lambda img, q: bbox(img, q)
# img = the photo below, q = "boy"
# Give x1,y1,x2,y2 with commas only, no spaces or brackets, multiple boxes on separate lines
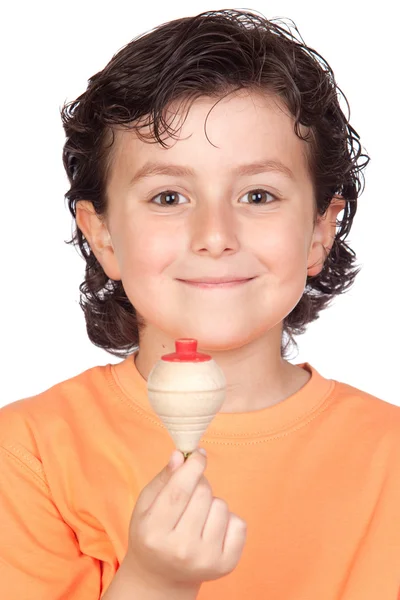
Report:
1,8,399,600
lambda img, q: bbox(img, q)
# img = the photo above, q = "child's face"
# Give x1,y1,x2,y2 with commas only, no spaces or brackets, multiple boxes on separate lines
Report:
78,89,337,350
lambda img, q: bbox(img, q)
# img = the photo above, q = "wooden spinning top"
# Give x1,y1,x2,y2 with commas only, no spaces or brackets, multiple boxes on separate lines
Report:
147,339,226,459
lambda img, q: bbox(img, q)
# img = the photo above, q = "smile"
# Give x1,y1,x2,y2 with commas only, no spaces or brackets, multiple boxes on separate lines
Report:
178,278,255,289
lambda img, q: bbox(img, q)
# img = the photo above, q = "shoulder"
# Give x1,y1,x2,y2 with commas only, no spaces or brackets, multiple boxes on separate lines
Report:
332,378,400,416
0,362,112,449
328,377,400,447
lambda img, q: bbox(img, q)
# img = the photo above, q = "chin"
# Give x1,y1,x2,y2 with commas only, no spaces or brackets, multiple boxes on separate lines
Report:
169,321,264,353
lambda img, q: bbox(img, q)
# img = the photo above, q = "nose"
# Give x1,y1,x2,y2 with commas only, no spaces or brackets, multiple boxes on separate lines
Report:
189,199,240,258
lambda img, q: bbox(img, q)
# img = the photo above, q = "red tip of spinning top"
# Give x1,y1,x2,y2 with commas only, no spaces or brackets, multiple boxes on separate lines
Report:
161,338,211,362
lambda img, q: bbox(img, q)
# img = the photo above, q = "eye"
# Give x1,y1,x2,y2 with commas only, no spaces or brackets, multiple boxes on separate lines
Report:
239,189,277,205
150,190,188,206
149,188,278,207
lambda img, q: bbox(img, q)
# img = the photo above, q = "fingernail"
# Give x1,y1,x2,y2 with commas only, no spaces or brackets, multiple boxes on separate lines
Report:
198,448,207,456
168,450,180,468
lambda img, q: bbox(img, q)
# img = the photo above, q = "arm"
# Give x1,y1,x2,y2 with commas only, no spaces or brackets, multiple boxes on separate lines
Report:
0,441,102,599
101,556,201,600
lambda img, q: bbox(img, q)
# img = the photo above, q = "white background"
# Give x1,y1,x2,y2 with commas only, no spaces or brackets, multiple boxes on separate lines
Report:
1,1,398,407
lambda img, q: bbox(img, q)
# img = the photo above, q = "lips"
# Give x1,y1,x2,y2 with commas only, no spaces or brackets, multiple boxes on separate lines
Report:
178,277,255,289
179,277,254,284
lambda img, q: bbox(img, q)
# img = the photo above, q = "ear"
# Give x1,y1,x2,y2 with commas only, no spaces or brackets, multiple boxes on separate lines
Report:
307,196,346,277
75,201,122,281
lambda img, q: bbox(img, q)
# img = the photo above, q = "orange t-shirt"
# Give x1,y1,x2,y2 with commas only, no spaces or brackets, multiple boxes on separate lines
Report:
1,353,399,599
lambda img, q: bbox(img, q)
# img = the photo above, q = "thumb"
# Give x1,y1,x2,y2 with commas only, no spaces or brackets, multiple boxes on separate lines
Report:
136,450,184,511
165,449,185,476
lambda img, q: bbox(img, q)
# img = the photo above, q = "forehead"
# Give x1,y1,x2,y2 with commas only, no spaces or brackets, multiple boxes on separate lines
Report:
108,89,312,181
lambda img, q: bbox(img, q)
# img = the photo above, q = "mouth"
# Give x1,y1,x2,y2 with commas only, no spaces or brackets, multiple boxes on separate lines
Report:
178,277,256,289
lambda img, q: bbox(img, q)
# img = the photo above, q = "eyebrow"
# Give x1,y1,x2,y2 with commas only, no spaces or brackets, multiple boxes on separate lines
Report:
129,159,295,186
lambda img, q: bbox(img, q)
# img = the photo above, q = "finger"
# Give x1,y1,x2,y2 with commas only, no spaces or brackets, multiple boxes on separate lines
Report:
136,450,184,513
221,514,247,572
148,450,207,532
201,498,230,549
173,476,212,537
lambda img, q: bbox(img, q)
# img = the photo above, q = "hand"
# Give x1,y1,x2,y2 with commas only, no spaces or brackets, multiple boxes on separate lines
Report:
124,449,247,590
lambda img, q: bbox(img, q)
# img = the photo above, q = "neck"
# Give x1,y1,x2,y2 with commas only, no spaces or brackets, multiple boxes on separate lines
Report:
134,324,310,414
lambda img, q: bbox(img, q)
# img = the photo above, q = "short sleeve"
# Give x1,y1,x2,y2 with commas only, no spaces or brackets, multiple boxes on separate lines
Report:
0,441,102,599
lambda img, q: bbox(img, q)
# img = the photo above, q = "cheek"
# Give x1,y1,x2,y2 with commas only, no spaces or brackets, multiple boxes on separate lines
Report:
117,220,179,277
255,215,309,274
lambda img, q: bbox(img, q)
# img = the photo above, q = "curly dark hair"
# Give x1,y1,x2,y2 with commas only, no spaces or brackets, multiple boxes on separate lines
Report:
61,8,369,359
